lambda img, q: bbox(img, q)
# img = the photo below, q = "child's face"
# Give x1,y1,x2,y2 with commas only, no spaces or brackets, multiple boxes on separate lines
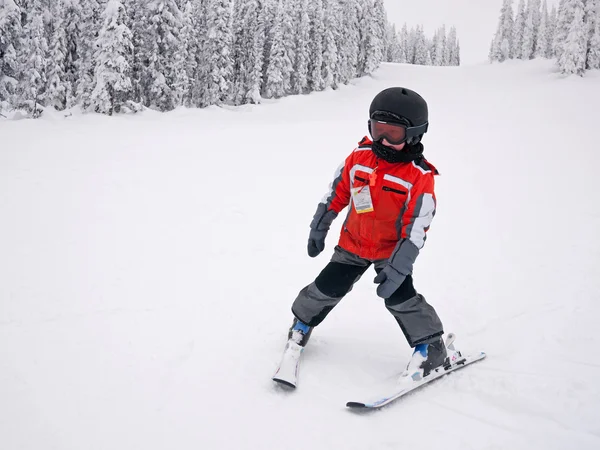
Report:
382,139,407,152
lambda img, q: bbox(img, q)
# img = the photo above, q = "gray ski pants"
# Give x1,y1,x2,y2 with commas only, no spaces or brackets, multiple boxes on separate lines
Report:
291,246,444,347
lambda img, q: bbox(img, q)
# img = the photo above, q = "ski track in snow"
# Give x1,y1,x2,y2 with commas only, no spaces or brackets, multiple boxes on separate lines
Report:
2,60,600,450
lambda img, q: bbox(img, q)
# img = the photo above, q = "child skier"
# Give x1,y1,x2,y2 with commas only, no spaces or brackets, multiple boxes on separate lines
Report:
284,87,448,381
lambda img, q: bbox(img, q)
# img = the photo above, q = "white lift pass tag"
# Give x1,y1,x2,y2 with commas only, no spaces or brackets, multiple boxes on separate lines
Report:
351,186,374,214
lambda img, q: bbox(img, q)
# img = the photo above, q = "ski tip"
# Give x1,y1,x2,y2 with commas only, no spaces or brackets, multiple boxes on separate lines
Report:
273,378,297,389
346,402,367,408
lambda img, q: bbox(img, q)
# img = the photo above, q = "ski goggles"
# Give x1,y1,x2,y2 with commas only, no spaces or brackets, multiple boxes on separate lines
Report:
368,119,429,145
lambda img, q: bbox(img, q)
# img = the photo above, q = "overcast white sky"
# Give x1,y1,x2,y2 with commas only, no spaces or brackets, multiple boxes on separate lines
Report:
384,0,560,65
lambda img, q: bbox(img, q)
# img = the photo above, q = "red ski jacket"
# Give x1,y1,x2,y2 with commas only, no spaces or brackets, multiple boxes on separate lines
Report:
322,137,438,261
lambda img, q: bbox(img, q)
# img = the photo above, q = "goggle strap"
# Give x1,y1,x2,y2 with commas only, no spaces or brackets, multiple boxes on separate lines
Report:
405,122,428,137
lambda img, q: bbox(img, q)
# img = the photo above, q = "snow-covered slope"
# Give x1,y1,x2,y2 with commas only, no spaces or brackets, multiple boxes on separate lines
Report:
2,60,600,450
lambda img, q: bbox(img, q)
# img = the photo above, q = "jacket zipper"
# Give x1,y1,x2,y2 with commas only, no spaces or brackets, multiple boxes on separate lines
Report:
382,186,407,195
370,159,379,258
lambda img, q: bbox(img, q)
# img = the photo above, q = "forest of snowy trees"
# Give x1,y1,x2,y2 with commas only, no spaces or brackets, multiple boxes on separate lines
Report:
0,0,462,117
385,23,460,67
490,0,600,76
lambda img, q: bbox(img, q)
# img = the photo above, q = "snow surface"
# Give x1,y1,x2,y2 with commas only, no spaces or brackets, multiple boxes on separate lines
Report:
2,60,600,450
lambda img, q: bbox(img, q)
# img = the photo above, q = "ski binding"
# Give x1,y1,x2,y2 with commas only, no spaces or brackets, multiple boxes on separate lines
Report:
347,333,486,409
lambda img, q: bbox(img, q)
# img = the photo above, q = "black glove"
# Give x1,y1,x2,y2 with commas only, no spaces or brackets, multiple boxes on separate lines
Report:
307,204,338,258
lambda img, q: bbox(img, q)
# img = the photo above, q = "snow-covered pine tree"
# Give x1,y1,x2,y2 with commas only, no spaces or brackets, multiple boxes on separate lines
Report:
425,47,433,66
89,0,138,114
386,24,402,63
376,0,388,59
432,26,445,66
76,0,102,111
333,0,348,79
333,0,353,85
587,10,600,69
521,5,536,59
513,0,527,58
339,0,360,82
188,0,208,107
554,0,569,59
264,0,292,98
46,2,68,111
548,4,558,57
359,0,384,74
0,0,21,111
203,0,234,105
490,0,514,62
385,23,395,62
442,25,452,65
259,0,276,87
136,9,164,107
61,0,84,108
557,0,587,75
447,26,460,65
396,25,407,64
585,0,599,69
405,26,417,64
127,0,147,105
18,0,49,116
184,1,199,106
173,0,194,106
381,21,391,62
356,1,366,71
290,0,310,94
231,0,249,103
281,0,297,91
367,0,386,72
245,0,265,103
536,0,550,58
146,0,184,110
322,0,338,89
385,23,396,62
308,0,324,90
398,23,409,63
413,25,429,65
231,0,245,103
528,0,542,56
231,0,265,104
360,1,376,73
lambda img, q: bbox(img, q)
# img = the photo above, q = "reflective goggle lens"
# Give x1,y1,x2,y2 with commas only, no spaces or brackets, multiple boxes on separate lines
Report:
369,120,407,145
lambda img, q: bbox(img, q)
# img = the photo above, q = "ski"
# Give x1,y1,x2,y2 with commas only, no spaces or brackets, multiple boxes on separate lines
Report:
347,334,486,409
272,340,304,388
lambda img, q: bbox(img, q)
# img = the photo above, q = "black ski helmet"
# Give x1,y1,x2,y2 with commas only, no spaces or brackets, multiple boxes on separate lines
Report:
369,87,429,145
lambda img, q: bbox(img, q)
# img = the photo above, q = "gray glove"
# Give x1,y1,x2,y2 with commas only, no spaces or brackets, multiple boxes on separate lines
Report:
373,265,406,298
307,204,338,258
374,239,420,298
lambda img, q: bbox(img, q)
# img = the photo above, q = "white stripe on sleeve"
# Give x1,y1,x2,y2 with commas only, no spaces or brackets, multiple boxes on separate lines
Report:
409,193,435,249
320,162,345,204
